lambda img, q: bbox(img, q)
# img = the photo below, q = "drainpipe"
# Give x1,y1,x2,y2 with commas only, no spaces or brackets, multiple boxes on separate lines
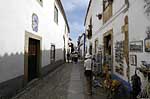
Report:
83,33,86,60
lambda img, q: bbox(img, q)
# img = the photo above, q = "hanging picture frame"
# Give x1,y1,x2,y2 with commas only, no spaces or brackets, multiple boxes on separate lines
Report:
130,40,143,52
130,55,137,66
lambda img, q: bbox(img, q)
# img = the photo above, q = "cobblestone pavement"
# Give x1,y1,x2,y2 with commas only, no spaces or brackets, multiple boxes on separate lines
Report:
12,62,107,99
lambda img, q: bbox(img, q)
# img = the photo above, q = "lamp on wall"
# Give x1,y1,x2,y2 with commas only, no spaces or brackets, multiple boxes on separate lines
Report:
96,13,102,20
88,24,92,29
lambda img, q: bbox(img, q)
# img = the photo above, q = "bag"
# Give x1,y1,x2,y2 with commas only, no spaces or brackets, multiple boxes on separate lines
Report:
84,70,88,76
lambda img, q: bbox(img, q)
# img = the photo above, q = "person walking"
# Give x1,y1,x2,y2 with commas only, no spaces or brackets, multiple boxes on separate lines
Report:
92,55,96,77
84,53,92,95
74,51,78,63
131,70,141,99
67,53,70,63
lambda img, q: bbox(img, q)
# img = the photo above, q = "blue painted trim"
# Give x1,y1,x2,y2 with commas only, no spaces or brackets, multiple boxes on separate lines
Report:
112,74,132,93
83,33,86,55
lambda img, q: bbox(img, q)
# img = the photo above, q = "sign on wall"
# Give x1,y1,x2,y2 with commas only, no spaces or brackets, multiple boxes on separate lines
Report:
32,13,39,32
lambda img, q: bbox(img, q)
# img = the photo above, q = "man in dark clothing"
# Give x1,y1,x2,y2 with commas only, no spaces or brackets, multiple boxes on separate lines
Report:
131,72,141,99
74,52,78,63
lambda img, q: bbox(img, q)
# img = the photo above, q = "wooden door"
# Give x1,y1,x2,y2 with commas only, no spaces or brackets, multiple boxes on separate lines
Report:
28,38,40,81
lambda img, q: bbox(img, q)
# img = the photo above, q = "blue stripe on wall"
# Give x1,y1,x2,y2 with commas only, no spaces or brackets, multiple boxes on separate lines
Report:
112,74,132,94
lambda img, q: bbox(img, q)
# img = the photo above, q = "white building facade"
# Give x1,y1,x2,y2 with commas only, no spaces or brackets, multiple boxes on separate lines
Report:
0,0,70,97
85,0,150,94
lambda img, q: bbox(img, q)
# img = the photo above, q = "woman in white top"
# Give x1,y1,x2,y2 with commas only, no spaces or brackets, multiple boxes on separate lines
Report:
84,53,92,95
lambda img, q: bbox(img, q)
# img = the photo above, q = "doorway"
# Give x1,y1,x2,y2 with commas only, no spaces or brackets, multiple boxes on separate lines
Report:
103,30,113,71
24,31,42,84
28,38,40,81
89,43,92,55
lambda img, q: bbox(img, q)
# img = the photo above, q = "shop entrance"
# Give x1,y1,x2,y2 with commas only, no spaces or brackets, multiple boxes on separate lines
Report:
103,30,113,71
89,44,92,55
28,38,40,81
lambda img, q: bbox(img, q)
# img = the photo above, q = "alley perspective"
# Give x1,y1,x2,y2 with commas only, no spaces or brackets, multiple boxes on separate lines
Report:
0,0,150,99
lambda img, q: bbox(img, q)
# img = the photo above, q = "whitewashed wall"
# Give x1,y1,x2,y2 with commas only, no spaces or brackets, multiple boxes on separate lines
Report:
0,0,25,83
85,0,129,82
112,13,128,82
101,1,128,82
129,0,150,88
25,0,66,66
64,26,70,61
86,0,150,88
0,0,69,83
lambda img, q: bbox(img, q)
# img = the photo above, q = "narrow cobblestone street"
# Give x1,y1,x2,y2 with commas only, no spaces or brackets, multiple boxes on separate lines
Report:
12,62,107,99
1,0,150,99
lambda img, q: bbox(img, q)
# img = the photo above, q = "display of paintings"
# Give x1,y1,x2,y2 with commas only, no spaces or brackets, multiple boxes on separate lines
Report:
104,55,112,67
115,66,124,76
97,51,103,72
115,41,124,76
130,55,137,66
130,41,143,52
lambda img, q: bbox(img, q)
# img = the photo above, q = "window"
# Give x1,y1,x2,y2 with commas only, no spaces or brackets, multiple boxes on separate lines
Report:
103,0,113,11
54,6,58,24
37,0,43,6
103,0,109,11
103,0,113,23
50,44,55,62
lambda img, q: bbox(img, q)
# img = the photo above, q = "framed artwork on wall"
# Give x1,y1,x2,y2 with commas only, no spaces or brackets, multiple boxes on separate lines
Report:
130,41,143,52
32,13,39,32
130,55,137,66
